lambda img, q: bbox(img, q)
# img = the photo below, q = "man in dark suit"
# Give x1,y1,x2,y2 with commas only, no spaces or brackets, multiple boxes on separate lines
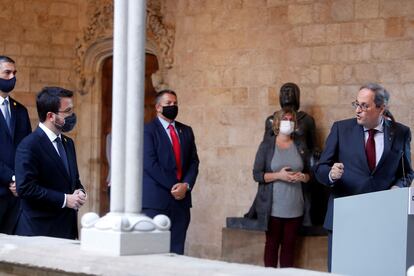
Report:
15,87,86,239
0,56,32,234
143,89,199,254
314,83,414,271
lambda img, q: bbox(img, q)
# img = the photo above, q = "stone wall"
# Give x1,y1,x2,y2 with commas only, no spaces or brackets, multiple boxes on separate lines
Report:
160,0,414,259
1,0,85,128
3,0,414,265
0,0,98,212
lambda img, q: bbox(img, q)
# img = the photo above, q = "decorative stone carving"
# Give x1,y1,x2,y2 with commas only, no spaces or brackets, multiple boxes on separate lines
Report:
146,7,175,69
74,0,175,95
81,212,171,232
74,0,114,95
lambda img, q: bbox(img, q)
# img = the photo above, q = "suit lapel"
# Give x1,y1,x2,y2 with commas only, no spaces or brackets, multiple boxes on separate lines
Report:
0,110,11,139
0,98,12,139
61,135,76,190
9,98,16,140
37,128,71,181
352,122,370,172
375,120,393,172
154,118,175,159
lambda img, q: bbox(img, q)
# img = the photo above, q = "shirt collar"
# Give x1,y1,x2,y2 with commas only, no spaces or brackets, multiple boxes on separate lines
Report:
0,95,10,105
39,122,61,143
158,116,175,130
363,117,384,133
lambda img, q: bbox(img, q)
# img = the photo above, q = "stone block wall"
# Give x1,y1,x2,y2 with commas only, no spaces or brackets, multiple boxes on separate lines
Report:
161,0,414,260
0,0,84,130
2,0,414,266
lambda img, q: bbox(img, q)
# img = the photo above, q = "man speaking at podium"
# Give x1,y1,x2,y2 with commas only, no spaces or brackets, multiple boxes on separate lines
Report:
314,83,414,271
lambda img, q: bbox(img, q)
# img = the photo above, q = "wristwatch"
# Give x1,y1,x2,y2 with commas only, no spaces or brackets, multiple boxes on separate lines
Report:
186,183,191,191
12,175,15,182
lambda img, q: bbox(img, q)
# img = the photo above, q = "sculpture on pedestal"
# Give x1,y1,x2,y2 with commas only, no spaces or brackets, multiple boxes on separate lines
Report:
227,83,328,232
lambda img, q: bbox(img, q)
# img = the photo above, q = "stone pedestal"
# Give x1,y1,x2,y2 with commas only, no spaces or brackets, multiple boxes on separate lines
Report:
221,227,328,272
81,228,170,256
222,228,265,265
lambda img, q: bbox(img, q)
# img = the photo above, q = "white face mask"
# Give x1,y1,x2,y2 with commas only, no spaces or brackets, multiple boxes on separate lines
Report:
279,120,295,135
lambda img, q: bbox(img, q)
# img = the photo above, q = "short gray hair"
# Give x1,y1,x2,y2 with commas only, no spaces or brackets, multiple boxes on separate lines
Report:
155,89,177,104
0,56,15,64
360,83,389,107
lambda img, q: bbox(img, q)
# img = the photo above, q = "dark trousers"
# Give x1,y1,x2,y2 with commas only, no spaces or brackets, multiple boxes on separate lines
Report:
0,194,20,234
143,202,190,255
264,216,302,268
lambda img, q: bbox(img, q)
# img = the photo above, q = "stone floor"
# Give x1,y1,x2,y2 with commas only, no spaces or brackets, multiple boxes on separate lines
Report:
0,234,333,276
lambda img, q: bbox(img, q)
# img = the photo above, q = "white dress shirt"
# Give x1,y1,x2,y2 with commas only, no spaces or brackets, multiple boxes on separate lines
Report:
0,95,11,121
158,116,179,143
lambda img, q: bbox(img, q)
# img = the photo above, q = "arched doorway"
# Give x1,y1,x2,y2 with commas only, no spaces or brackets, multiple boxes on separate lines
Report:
99,53,160,215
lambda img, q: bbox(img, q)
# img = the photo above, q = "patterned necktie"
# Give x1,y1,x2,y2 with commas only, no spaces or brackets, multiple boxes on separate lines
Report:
55,137,70,174
3,99,11,131
168,124,182,180
365,129,377,171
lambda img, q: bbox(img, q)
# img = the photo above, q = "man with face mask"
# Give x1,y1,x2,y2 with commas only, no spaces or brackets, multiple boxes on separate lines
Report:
14,87,86,239
142,89,199,254
0,56,32,234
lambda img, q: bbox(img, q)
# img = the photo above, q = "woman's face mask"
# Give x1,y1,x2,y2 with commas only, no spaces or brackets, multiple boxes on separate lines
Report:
279,120,295,135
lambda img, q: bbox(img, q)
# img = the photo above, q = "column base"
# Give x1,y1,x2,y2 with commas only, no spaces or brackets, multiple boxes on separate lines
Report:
81,227,170,256
80,212,171,256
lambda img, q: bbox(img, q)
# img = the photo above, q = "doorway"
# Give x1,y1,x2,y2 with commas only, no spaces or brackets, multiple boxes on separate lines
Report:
99,53,160,215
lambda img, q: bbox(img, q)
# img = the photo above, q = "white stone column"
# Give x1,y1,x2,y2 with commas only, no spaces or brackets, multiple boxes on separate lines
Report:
109,0,128,213
124,0,146,214
80,0,170,256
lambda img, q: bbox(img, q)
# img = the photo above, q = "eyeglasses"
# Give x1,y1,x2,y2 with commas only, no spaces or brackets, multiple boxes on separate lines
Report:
57,107,74,114
351,101,370,112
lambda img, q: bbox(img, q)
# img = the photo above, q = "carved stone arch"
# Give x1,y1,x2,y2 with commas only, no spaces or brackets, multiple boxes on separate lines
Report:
74,0,175,95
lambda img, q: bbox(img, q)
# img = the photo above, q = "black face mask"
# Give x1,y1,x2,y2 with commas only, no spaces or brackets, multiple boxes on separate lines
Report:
162,105,178,120
0,76,16,93
55,113,77,132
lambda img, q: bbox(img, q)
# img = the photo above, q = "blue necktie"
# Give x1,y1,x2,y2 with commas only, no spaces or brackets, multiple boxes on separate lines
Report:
55,137,70,174
3,99,11,131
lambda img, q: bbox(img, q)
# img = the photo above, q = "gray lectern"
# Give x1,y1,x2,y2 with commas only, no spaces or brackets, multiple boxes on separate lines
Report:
332,187,414,276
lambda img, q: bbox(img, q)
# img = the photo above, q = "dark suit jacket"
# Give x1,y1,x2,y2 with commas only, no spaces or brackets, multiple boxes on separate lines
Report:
0,97,31,195
15,127,84,239
314,118,414,230
143,117,199,210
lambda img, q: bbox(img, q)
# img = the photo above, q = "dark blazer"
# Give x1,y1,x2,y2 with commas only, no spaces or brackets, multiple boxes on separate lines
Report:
314,118,414,230
15,127,84,239
246,134,312,230
0,97,31,195
143,117,199,210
